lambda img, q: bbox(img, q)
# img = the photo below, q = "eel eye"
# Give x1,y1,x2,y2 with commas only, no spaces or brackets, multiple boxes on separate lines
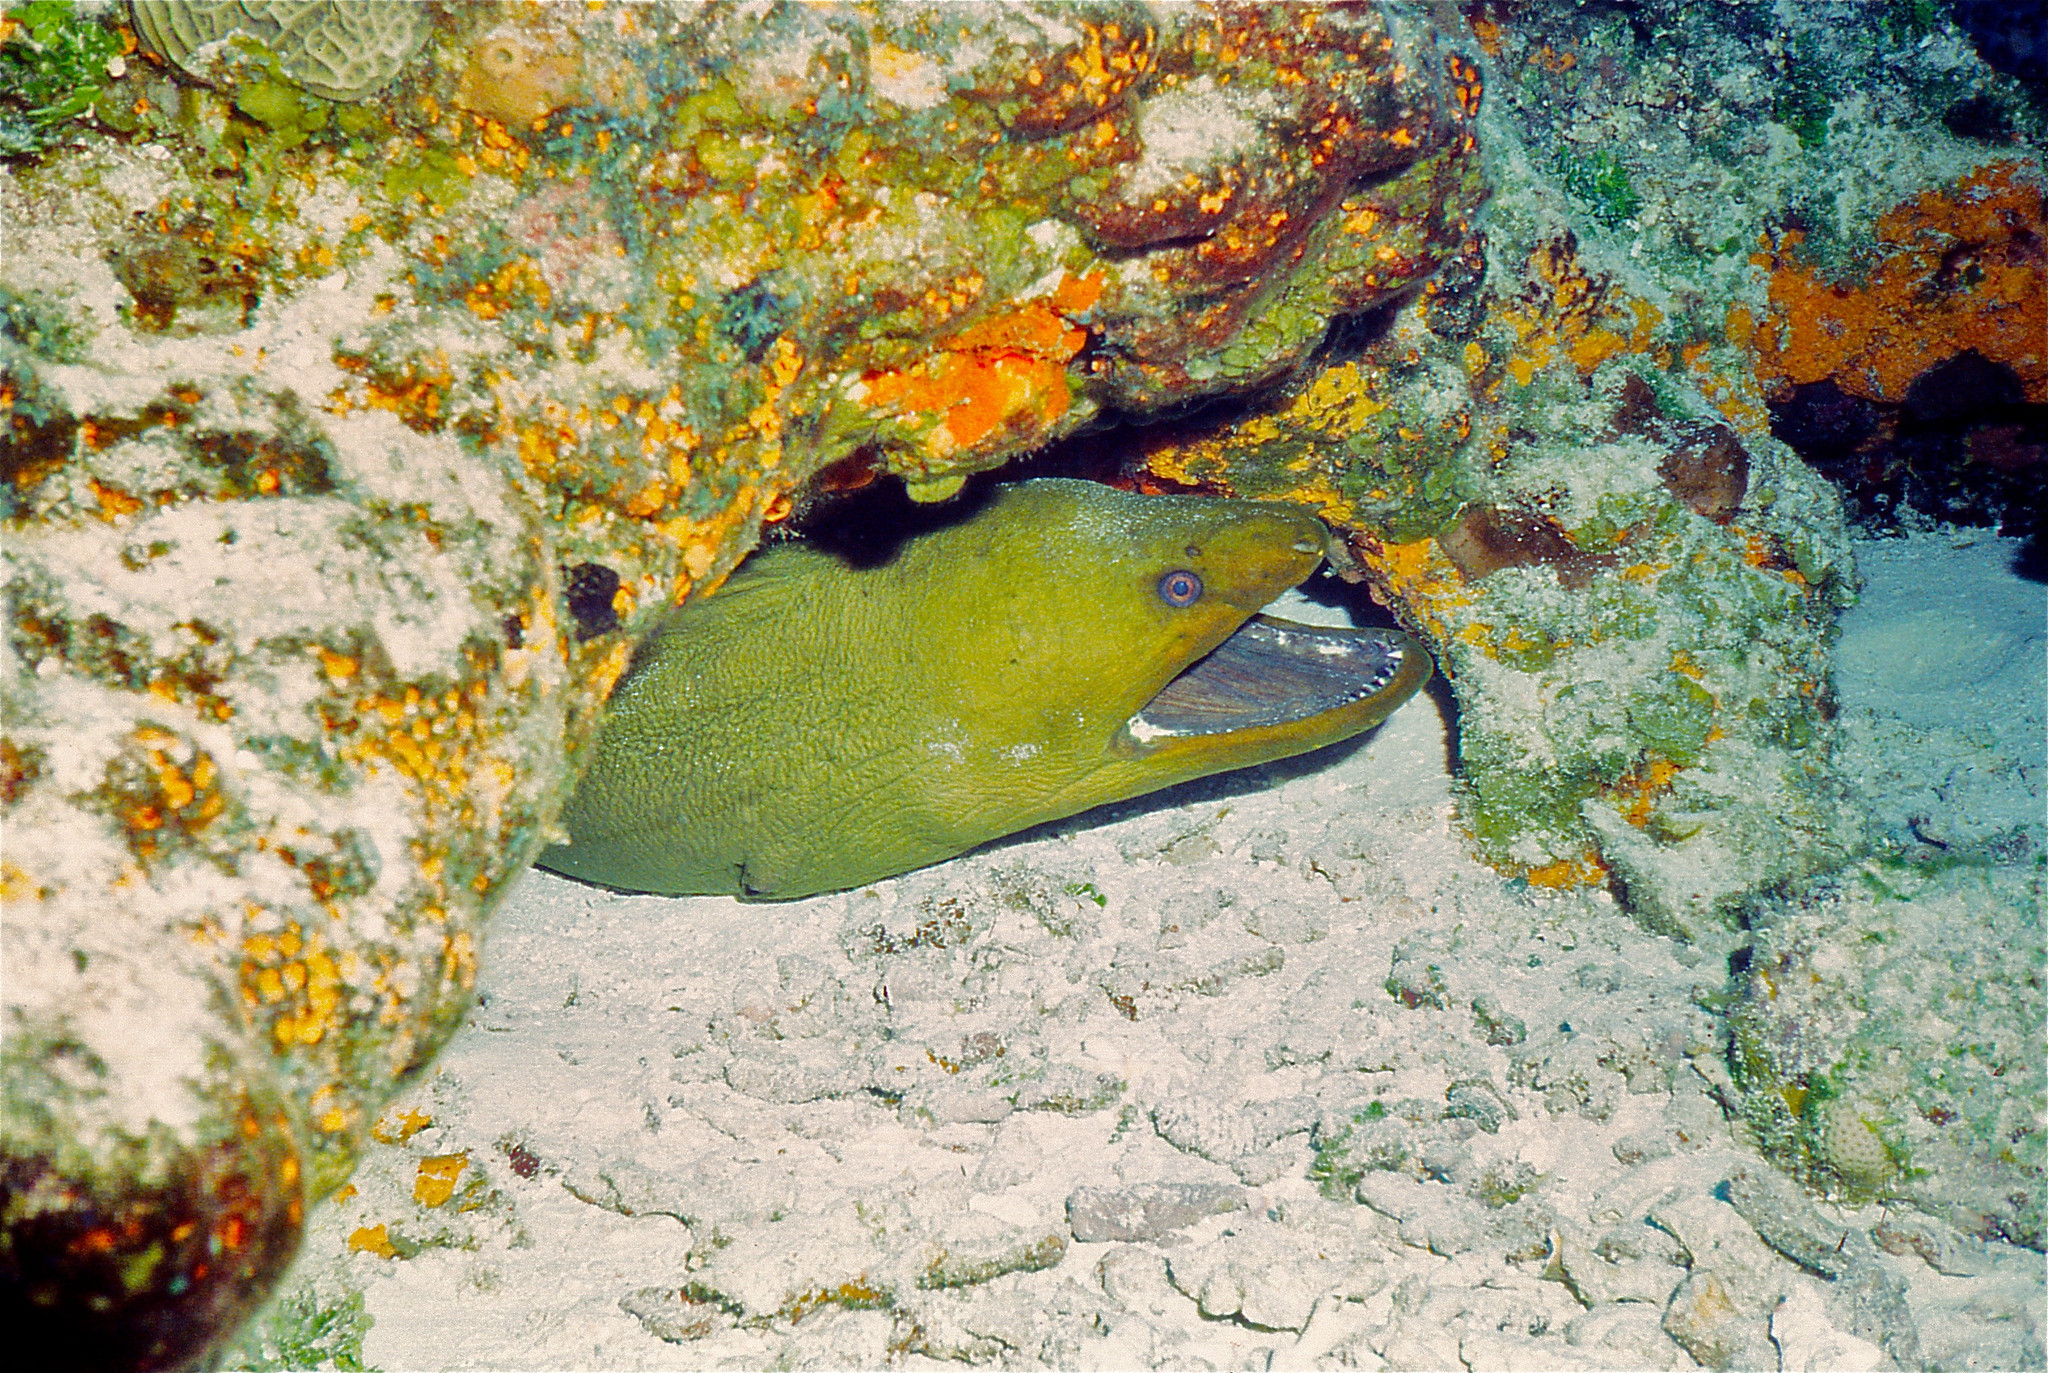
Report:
1157,569,1203,607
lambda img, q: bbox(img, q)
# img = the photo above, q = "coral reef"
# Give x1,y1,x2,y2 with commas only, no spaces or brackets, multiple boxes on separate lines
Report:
1121,0,2042,928
1,2,1483,1366
1117,0,2045,1271
4,0,2041,1366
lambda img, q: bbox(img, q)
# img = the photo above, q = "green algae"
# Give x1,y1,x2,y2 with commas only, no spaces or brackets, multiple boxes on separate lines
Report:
1878,0,1947,45
1472,1160,1542,1208
1627,676,1717,769
231,76,331,148
377,147,467,210
224,1284,375,1373
1773,30,1838,152
1460,764,1597,866
0,281,86,362
0,0,120,156
916,1232,1066,1290
1557,149,1641,229
1306,1104,1398,1202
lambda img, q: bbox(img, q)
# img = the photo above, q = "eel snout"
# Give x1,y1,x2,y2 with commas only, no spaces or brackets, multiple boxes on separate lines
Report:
1126,615,1430,743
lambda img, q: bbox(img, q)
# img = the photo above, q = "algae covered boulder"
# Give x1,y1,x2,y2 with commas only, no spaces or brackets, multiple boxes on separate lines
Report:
1730,859,2044,1250
1130,8,1871,936
1137,260,1861,937
1124,0,2038,937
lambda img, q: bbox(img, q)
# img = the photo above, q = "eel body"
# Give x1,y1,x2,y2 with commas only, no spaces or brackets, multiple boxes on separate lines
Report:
537,479,1430,898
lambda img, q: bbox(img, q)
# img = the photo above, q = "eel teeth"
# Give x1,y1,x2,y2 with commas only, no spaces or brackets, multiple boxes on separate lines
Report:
1128,615,1417,741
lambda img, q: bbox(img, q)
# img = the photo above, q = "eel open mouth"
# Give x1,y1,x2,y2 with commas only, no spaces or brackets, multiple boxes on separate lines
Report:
1126,615,1426,743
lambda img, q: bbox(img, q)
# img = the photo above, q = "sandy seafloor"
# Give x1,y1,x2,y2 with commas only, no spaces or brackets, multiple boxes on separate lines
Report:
244,528,2045,1372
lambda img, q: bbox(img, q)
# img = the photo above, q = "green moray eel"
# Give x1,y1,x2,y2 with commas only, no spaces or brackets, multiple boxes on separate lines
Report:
537,479,1431,898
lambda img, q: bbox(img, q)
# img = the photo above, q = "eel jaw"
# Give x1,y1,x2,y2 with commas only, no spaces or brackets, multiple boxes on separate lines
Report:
1119,615,1429,748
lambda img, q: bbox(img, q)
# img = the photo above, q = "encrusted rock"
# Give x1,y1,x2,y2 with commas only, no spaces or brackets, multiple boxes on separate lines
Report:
1137,230,1861,933
1728,860,2044,1250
